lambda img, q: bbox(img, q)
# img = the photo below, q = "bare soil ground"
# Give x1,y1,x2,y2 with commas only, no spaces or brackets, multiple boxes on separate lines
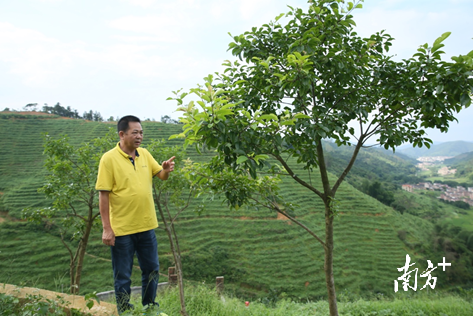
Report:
1,111,56,116
0,283,118,315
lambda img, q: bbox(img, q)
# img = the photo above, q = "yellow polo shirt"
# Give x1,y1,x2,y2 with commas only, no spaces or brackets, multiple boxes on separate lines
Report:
95,143,162,236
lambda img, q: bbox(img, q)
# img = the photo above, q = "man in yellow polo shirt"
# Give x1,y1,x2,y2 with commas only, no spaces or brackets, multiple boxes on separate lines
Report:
96,115,175,315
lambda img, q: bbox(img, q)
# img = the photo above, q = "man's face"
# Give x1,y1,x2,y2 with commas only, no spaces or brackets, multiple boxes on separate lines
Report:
121,121,143,150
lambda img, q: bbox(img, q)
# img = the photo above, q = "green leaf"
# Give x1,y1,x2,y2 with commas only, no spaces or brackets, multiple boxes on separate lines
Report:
215,109,233,116
236,156,248,164
294,113,311,119
280,120,295,126
169,133,186,140
220,103,234,111
197,100,206,110
460,93,471,106
240,110,252,120
433,32,451,49
187,100,194,111
86,301,94,309
431,43,445,54
214,89,225,97
259,114,278,121
254,154,269,162
275,13,285,21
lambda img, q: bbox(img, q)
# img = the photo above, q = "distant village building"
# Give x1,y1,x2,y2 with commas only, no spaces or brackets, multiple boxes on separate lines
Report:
404,181,473,206
437,166,456,176
419,182,430,189
418,182,448,191
437,185,473,206
417,156,454,162
410,156,472,205
401,184,413,192
416,156,454,172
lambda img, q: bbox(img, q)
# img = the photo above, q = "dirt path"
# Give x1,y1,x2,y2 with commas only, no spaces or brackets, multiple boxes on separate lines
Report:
0,211,25,223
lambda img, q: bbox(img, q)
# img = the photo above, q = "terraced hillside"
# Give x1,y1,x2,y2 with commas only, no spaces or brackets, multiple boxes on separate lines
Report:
0,113,183,216
0,113,434,299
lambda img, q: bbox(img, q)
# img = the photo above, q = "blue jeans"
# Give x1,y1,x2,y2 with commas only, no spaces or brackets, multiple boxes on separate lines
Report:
111,229,160,314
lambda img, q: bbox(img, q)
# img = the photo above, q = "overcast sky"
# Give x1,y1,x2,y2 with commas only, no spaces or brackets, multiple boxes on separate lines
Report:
1,0,472,143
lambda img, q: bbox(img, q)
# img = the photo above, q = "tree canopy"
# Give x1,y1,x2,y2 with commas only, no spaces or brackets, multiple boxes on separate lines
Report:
173,2,472,174
170,1,472,314
22,129,116,294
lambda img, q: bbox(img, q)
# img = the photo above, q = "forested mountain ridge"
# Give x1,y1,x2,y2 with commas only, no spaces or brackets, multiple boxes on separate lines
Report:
444,152,473,181
324,142,419,188
397,141,473,158
445,151,473,165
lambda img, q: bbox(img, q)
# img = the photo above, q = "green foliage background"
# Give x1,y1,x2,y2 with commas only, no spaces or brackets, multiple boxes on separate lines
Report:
0,113,472,300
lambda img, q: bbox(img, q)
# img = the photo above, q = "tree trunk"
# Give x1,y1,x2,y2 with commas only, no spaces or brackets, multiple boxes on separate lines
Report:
72,218,92,294
154,192,189,316
174,247,187,316
324,202,338,316
69,257,76,294
163,220,188,316
316,137,339,316
60,233,77,295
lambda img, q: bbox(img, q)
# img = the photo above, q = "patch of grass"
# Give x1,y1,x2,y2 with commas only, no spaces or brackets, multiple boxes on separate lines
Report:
446,209,473,231
4,283,472,316
118,284,473,316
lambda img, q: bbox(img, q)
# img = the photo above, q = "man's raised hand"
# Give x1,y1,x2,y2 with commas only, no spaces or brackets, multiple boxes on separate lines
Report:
162,156,175,173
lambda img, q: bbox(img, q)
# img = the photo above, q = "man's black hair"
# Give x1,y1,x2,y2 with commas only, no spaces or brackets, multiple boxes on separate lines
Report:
117,115,141,133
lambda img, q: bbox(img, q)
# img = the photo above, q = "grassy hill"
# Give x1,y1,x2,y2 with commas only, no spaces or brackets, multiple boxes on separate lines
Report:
0,112,463,300
444,152,473,183
445,151,473,165
398,141,473,158
324,142,419,189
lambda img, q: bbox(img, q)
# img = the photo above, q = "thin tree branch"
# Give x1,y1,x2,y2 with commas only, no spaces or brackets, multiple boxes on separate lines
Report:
171,191,194,224
331,136,365,195
315,138,331,197
60,233,73,262
273,155,323,198
249,196,326,248
69,203,86,221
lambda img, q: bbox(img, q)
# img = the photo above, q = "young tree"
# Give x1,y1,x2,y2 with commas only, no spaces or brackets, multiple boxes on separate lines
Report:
22,129,116,294
24,103,38,111
149,139,283,315
147,139,193,316
161,115,179,124
169,1,473,314
93,111,104,122
83,110,94,121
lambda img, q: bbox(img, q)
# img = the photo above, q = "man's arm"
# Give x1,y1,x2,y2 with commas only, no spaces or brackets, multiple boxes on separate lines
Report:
156,156,175,180
99,190,115,246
